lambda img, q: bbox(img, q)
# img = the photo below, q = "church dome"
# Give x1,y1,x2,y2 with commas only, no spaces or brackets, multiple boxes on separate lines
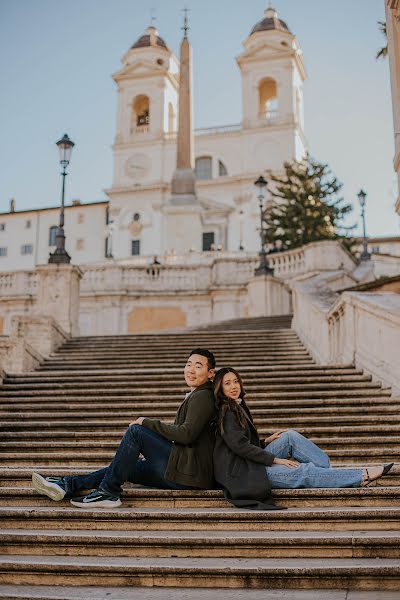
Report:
250,6,291,36
131,26,169,51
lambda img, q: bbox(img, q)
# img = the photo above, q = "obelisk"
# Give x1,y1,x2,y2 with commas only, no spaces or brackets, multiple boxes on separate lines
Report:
164,10,202,253
170,11,196,201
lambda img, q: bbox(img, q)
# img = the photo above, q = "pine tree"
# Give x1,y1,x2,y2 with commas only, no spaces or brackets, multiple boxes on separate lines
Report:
263,155,354,251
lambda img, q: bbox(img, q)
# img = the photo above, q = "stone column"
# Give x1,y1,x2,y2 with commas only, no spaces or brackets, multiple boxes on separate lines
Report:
247,275,291,317
35,264,82,336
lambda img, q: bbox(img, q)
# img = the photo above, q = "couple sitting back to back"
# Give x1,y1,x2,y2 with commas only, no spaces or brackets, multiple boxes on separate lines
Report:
32,348,393,509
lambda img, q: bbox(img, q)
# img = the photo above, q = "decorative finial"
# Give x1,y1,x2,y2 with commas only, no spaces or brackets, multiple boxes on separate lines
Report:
182,7,190,38
150,7,156,26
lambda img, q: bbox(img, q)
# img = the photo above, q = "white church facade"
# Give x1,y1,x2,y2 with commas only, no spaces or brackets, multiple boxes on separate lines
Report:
0,6,306,270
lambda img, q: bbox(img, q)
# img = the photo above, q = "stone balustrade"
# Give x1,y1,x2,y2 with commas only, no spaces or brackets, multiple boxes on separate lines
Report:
372,253,400,278
291,274,400,394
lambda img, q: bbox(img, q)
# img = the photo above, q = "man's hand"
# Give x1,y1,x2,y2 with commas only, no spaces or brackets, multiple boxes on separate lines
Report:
273,457,299,469
265,429,288,444
129,417,144,426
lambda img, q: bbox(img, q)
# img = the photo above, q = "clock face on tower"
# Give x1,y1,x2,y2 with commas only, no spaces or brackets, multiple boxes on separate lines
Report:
125,154,151,179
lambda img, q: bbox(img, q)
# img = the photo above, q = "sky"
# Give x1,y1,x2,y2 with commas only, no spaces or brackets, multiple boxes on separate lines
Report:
0,0,397,237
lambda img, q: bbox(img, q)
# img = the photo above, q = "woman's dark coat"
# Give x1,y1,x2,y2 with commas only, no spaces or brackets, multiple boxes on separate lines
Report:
213,400,283,510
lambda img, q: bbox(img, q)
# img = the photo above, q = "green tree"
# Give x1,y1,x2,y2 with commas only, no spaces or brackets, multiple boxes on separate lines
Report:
376,21,388,60
263,155,354,251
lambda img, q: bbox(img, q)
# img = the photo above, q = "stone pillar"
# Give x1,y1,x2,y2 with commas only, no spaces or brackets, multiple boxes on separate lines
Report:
247,275,291,317
35,264,82,336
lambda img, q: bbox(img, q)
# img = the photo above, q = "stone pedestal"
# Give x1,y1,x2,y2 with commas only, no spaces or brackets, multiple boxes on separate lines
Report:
35,264,82,336
163,203,202,254
247,275,291,317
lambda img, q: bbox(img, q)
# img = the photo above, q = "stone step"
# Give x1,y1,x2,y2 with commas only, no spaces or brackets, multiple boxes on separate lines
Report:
2,450,398,467
0,376,376,392
0,586,398,600
37,361,316,371
2,419,399,437
3,467,399,488
1,528,399,559
1,486,399,508
2,374,372,387
0,555,399,590
1,432,399,449
1,506,400,532
2,404,397,420
0,384,386,400
5,365,362,380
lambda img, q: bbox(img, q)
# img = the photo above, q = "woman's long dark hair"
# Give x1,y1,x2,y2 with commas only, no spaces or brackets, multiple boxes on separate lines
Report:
214,367,249,434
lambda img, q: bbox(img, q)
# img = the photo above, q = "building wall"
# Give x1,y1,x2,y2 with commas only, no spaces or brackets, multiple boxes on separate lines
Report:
0,203,108,270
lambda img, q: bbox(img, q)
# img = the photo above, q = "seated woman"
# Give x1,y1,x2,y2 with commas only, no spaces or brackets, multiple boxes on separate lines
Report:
213,367,394,510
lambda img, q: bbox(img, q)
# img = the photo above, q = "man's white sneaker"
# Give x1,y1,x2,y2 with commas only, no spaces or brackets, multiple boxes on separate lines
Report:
32,472,66,501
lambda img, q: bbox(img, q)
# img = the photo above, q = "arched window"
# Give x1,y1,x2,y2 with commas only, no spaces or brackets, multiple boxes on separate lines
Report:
132,95,150,132
195,156,212,180
49,225,57,246
258,78,278,120
168,102,176,133
218,160,228,177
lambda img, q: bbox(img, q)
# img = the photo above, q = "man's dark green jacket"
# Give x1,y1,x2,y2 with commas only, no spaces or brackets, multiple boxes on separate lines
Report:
142,381,216,488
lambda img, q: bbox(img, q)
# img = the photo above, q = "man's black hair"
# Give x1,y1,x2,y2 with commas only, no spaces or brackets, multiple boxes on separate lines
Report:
189,348,216,370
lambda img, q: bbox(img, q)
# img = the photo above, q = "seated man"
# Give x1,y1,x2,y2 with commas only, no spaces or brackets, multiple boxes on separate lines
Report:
32,348,216,508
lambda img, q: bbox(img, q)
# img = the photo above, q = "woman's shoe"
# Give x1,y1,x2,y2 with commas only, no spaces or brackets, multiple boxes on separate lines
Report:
362,463,394,487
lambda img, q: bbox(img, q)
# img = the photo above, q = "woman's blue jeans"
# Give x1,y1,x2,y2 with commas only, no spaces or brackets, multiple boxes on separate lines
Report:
63,425,195,498
265,429,363,488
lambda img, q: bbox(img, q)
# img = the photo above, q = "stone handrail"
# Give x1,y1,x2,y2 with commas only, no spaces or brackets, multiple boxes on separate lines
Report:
371,253,400,278
0,271,38,296
291,274,400,394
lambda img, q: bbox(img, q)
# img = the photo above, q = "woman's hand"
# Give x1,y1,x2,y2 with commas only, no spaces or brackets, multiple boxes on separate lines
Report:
129,417,144,426
273,457,299,469
265,429,288,444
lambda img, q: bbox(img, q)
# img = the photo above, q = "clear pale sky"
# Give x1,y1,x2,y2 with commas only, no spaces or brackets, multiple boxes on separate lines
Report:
0,0,397,237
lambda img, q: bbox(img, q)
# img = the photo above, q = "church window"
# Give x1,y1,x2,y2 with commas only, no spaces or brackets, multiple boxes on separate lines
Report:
49,226,57,246
133,213,140,221
258,78,278,120
21,244,33,255
133,95,150,131
195,156,212,180
0,247,7,256
132,240,140,255
218,160,228,177
202,232,215,251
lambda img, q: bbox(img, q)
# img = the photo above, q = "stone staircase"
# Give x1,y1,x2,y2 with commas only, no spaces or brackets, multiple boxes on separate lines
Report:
0,316,400,597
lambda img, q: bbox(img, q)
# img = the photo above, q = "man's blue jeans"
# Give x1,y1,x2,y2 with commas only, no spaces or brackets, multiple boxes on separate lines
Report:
265,429,363,488
63,425,195,497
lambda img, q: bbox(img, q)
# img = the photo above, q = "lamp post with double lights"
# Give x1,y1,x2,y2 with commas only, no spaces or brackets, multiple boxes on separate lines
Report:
357,188,370,261
254,175,274,276
49,134,75,264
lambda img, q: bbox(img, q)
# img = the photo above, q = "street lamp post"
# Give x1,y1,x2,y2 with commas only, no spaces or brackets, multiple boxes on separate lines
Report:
254,175,274,276
49,134,75,264
357,188,370,261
